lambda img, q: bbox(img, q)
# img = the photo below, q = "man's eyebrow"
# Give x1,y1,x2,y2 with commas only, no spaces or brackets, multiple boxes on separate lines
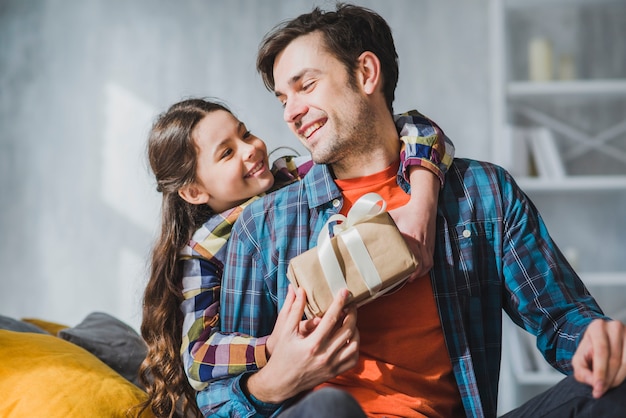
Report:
274,68,320,97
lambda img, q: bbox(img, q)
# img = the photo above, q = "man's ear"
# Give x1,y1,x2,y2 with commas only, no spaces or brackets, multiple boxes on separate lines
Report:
178,184,210,205
356,51,382,95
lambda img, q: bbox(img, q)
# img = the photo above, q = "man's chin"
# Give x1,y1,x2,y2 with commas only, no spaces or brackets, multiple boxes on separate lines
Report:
309,147,330,164
311,155,331,165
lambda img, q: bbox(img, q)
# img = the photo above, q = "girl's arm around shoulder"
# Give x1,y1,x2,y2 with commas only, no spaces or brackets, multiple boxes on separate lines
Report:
390,109,456,279
394,109,455,186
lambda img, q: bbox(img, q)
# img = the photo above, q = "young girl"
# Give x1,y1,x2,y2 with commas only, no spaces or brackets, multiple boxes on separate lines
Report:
138,98,454,417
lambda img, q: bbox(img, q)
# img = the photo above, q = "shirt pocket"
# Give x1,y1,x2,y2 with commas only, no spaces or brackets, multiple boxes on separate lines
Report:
451,221,499,292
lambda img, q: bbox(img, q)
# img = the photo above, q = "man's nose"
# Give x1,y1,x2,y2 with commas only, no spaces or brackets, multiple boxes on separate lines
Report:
283,96,307,124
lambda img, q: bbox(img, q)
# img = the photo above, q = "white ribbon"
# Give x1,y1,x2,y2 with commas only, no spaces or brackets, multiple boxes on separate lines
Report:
317,193,388,298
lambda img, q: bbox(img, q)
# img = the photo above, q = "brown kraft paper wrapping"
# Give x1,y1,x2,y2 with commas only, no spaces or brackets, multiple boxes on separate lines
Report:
287,210,418,319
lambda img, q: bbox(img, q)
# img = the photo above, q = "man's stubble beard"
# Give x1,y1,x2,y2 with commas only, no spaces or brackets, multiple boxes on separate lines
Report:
310,100,376,170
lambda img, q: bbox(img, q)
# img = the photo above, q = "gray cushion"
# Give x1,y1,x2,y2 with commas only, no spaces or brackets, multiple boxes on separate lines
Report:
0,315,48,334
58,312,147,387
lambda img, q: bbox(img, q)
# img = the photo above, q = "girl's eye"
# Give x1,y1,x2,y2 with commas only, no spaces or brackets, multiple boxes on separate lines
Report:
302,80,315,91
220,148,233,159
243,130,252,140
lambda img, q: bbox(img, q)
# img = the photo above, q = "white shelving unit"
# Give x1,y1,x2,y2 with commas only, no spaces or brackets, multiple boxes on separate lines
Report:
490,0,626,413
507,79,626,98
491,0,626,188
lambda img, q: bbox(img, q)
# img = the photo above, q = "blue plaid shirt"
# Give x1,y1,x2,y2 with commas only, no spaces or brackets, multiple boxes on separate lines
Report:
199,158,606,418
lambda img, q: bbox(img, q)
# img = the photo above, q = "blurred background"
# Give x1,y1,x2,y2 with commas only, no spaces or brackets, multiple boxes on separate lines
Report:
1,0,625,414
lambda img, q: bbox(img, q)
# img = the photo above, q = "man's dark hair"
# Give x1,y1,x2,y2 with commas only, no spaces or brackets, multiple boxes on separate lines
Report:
256,3,399,114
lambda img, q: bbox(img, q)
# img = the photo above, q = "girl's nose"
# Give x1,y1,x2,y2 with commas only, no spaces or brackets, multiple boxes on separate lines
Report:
242,141,257,160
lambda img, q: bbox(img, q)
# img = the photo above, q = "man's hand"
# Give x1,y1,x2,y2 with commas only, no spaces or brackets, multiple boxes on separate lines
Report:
388,166,439,281
572,318,626,398
266,286,321,356
246,285,359,403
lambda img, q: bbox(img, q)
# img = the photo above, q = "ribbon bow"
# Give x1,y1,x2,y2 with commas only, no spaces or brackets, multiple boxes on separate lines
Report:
317,193,388,298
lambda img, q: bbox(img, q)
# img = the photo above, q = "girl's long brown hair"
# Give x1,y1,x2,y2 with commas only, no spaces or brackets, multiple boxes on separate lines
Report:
137,99,230,418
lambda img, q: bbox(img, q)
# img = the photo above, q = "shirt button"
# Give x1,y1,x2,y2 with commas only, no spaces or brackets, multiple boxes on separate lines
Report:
332,199,341,208
462,229,471,238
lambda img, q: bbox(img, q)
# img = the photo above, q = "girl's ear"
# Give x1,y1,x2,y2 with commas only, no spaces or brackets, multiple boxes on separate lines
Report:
178,184,210,205
356,51,382,95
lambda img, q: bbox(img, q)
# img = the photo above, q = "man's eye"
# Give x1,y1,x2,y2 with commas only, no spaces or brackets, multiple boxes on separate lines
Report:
302,80,315,91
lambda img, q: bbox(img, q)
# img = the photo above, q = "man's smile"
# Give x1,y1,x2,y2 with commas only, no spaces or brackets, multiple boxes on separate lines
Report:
300,119,327,140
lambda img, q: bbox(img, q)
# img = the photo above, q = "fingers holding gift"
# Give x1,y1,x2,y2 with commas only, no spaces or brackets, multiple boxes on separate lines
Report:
312,303,359,377
254,290,358,400
311,288,353,339
335,307,360,372
267,285,305,356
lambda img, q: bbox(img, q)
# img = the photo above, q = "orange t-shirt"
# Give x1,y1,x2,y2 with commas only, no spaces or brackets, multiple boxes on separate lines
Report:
321,162,464,418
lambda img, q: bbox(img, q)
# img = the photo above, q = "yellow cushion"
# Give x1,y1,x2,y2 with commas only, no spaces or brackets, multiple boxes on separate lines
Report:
20,317,69,335
0,330,154,418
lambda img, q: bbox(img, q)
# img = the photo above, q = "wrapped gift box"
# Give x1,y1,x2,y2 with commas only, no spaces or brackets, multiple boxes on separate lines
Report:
287,193,418,318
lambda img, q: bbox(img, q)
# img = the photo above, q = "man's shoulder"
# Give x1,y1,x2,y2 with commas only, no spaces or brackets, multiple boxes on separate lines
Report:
448,158,511,182
247,162,330,213
260,177,306,209
237,177,307,226
450,157,504,171
443,158,524,211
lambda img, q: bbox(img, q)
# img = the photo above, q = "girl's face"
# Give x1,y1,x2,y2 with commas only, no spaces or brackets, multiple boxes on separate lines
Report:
182,110,274,213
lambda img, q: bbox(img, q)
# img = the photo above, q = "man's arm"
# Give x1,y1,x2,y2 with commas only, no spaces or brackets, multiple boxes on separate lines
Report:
199,287,358,417
497,167,609,373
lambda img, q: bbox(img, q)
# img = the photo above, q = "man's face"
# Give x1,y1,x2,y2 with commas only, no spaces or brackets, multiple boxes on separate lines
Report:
272,32,369,165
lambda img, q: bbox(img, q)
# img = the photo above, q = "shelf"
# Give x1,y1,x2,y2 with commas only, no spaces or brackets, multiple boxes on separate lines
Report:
517,176,626,192
507,80,626,98
513,370,565,386
580,272,626,286
505,0,621,9
493,0,626,401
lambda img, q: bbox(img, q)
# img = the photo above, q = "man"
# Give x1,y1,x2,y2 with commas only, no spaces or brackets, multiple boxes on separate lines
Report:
201,4,626,417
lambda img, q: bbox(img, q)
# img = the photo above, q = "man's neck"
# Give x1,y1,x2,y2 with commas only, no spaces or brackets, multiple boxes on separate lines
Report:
331,115,400,180
332,150,399,180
